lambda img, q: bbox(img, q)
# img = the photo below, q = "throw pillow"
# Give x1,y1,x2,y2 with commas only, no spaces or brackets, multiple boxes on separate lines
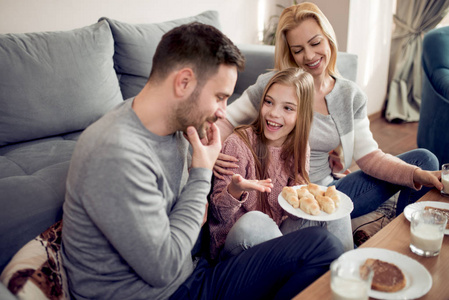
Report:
0,220,68,300
100,10,221,99
0,21,123,146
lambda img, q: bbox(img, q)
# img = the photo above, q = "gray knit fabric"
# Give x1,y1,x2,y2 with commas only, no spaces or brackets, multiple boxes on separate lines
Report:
62,98,212,300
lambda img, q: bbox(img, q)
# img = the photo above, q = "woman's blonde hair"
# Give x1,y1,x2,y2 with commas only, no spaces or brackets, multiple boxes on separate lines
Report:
274,2,340,77
234,67,314,216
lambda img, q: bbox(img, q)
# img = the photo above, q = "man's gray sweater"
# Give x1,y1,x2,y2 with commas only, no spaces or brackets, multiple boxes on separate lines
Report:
61,98,212,299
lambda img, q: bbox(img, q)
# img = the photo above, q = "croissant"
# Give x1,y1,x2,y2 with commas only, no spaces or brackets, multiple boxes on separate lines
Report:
316,195,336,214
325,185,341,208
296,187,314,199
299,197,320,215
282,186,299,208
307,183,324,198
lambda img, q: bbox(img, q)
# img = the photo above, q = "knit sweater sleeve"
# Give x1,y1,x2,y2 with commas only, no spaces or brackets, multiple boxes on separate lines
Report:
209,134,255,223
356,149,420,190
226,71,275,127
331,80,419,189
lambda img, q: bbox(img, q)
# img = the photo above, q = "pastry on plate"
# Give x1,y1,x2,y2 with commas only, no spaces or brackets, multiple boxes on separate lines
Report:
360,258,406,293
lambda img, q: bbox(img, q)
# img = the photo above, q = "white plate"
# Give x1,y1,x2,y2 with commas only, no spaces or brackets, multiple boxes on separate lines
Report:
277,185,353,221
404,201,449,235
338,248,432,299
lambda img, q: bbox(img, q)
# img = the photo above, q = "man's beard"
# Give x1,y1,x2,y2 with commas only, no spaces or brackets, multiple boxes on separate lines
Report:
174,87,216,139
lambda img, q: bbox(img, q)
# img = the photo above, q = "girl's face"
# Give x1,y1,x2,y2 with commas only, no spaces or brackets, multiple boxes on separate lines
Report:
286,18,331,78
261,83,297,147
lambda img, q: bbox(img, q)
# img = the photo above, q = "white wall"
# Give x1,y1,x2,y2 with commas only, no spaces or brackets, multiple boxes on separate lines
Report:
347,0,394,116
302,0,351,52
0,0,261,44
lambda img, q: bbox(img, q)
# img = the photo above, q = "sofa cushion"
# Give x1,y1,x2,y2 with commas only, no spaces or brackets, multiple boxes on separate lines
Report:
100,10,221,100
0,220,68,300
0,133,81,272
0,21,123,146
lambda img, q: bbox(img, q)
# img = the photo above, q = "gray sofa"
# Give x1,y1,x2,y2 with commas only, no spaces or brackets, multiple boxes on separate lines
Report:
0,10,357,299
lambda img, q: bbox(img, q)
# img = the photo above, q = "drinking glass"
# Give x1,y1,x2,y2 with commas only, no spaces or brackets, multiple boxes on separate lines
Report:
330,259,373,300
441,163,449,196
410,209,447,257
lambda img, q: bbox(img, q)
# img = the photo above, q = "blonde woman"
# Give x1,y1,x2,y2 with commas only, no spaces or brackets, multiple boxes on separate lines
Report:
215,2,441,221
209,68,351,260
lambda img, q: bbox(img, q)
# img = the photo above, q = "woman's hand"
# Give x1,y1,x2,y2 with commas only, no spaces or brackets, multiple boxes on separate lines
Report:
227,174,274,199
213,153,239,179
413,169,443,190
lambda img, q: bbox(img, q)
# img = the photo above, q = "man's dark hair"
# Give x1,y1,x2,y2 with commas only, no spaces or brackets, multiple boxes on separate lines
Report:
150,22,245,83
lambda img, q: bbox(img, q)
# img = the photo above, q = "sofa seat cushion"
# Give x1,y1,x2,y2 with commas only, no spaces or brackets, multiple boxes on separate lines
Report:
100,10,221,100
0,21,123,146
0,132,81,272
0,220,68,300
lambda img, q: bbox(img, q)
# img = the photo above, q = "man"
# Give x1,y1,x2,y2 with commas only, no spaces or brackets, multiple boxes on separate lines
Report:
62,22,343,300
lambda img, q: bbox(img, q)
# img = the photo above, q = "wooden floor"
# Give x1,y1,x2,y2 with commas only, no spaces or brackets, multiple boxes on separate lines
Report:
349,116,419,171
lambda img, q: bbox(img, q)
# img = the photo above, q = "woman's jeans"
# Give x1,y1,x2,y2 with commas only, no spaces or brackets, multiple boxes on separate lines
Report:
333,149,439,218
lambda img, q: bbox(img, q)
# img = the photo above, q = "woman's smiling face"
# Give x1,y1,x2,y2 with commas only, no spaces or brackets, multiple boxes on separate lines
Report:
261,83,298,147
286,18,332,78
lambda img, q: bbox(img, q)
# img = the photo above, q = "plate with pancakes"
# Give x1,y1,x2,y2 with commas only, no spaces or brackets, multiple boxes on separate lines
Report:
278,184,353,221
404,201,449,235
338,247,432,299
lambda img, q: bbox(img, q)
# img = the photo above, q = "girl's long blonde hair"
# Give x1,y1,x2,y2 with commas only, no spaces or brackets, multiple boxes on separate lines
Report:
274,2,340,78
234,68,314,216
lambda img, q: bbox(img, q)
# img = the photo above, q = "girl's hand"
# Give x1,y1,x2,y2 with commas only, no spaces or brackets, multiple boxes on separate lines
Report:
213,153,239,179
227,174,273,199
413,169,443,190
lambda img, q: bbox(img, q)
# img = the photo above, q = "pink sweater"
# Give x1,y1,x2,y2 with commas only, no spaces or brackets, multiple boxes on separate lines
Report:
208,128,310,259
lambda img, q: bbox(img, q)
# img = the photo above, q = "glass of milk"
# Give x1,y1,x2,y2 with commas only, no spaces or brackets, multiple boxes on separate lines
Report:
441,163,449,196
410,210,447,257
330,259,373,300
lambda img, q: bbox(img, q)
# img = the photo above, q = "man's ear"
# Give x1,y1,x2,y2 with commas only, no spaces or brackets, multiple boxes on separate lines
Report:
174,68,196,98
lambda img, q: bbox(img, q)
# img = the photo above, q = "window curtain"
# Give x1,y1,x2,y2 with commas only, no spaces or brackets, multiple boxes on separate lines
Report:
385,0,449,122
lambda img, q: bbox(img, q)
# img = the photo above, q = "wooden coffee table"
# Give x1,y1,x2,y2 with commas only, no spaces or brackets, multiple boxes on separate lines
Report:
293,188,449,300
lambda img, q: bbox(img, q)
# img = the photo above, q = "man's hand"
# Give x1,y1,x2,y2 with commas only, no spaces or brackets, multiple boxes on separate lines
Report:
227,174,273,199
186,124,221,170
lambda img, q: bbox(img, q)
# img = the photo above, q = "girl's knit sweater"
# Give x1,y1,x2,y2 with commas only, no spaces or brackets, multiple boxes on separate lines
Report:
208,127,309,259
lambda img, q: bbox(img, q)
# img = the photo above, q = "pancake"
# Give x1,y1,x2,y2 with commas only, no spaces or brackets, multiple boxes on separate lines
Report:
361,258,406,292
424,206,449,229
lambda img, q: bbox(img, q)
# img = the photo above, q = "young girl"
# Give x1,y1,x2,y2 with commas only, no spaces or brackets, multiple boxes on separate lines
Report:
208,68,352,260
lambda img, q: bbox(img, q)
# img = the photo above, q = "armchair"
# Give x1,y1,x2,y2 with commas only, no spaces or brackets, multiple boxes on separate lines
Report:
418,26,449,165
